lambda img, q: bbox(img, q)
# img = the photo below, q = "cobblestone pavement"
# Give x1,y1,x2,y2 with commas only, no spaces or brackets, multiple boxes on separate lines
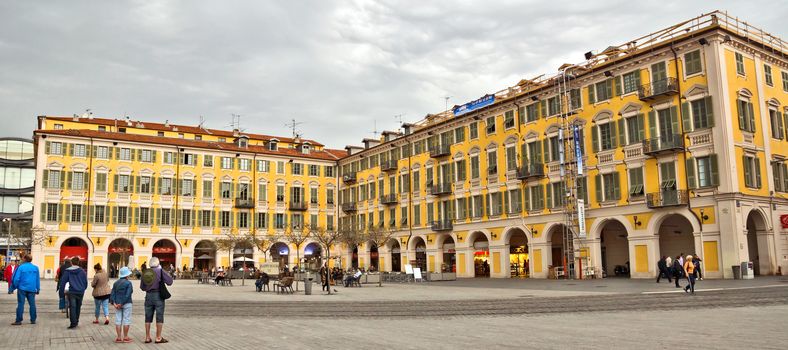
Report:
1,278,786,349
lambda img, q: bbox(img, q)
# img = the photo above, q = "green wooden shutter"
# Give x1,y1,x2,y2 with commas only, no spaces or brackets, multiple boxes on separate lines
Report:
65,204,71,222
755,157,762,188
708,154,719,187
778,111,785,139
538,184,545,209
211,211,216,227
111,206,117,224
704,96,714,128
605,78,613,99
67,143,73,156
743,155,751,188
686,157,696,189
45,141,51,154
591,125,599,153
617,119,625,146
542,139,550,162
134,207,139,225
81,205,86,223
83,172,90,190
157,177,162,194
156,208,161,225
681,101,692,132
524,187,531,211
545,184,552,209
669,106,679,136
648,111,656,139
42,170,49,188
40,204,46,222
56,204,63,222
613,172,621,200
774,163,783,192
59,171,65,189
539,101,546,118
135,176,140,193
637,113,645,141
747,102,755,132
614,76,622,96
113,174,119,192
595,174,602,203
588,84,596,104
737,100,745,130
191,209,196,226
534,141,543,163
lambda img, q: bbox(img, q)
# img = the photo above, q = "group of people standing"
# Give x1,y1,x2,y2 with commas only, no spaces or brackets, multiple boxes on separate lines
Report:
6,254,174,344
657,253,703,294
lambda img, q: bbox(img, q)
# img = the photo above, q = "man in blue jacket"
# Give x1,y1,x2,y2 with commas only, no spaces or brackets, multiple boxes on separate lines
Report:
10,254,39,325
59,256,88,329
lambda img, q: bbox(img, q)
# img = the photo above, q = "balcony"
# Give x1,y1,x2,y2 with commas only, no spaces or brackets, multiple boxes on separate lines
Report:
431,220,453,231
341,202,357,212
234,198,255,209
638,77,679,101
380,193,398,205
642,134,684,156
289,201,308,211
646,189,689,208
429,144,451,158
516,163,544,180
381,160,398,172
430,182,452,195
342,172,357,184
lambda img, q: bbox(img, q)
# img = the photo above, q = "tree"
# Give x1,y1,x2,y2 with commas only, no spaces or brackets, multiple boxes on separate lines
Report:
279,226,311,291
214,235,237,271
366,226,398,287
312,226,342,294
246,231,272,263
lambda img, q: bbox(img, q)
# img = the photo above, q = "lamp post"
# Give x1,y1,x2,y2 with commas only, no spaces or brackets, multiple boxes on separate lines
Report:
3,218,11,264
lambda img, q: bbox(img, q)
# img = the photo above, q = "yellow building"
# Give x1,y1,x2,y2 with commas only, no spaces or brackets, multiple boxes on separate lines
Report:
336,11,788,279
31,116,342,278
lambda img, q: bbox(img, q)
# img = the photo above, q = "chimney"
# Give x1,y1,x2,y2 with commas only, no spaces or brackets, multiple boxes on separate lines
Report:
381,130,402,143
362,138,380,149
164,120,170,128
345,145,363,156
402,123,415,135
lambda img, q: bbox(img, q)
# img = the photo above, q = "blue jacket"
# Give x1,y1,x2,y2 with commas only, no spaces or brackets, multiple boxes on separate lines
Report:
110,278,133,305
59,266,88,296
11,262,40,293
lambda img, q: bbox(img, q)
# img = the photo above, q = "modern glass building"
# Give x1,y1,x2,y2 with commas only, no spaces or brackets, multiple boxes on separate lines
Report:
0,138,35,262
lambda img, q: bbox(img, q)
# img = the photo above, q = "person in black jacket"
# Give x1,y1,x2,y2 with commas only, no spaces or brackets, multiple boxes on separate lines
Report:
656,256,671,283
672,256,683,288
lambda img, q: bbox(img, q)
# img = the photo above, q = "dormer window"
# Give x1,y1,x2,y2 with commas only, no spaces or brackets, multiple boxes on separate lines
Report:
235,136,249,148
269,140,278,151
301,143,311,154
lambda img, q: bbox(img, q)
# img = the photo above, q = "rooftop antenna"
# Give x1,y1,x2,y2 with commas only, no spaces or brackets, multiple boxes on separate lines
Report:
198,115,206,129
230,114,245,132
285,118,304,139
444,96,452,113
394,114,405,128
370,120,379,138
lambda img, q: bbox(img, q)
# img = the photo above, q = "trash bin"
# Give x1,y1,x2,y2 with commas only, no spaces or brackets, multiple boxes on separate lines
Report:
731,265,741,280
303,277,313,295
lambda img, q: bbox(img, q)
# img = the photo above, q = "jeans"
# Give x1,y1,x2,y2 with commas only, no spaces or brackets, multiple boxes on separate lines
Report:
59,296,66,310
685,275,696,294
16,290,37,323
68,293,84,326
94,298,109,318
144,292,165,324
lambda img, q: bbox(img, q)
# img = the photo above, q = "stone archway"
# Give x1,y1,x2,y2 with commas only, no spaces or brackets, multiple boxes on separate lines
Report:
746,210,772,275
107,238,134,277
60,237,88,269
270,242,290,272
368,242,379,272
152,239,177,270
232,240,254,270
410,236,427,272
386,239,402,272
599,220,629,277
506,228,529,278
193,240,216,271
469,231,490,278
304,242,322,272
440,235,456,273
658,214,695,261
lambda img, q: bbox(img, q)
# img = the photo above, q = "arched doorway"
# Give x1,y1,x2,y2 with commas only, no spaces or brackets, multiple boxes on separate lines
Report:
442,236,456,273
411,237,427,272
388,240,401,272
108,238,134,277
470,232,489,278
60,237,88,269
351,245,359,269
152,239,177,270
369,243,379,271
270,242,289,271
600,220,629,277
193,240,216,271
658,214,694,262
232,241,253,270
508,229,529,278
304,242,322,272
548,226,566,269
746,210,771,275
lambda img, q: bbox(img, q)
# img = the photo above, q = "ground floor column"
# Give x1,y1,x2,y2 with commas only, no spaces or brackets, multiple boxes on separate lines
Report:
529,242,550,279
628,235,657,279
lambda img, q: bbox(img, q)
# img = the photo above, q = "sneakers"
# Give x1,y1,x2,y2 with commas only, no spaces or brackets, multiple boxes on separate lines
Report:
11,321,22,326
67,325,78,329
30,321,35,324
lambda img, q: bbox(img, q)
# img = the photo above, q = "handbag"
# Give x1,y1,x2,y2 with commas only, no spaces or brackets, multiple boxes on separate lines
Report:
159,270,172,300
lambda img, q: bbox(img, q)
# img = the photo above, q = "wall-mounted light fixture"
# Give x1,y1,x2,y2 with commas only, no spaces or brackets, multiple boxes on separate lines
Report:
529,226,538,236
604,71,613,77
633,216,642,227
699,38,709,45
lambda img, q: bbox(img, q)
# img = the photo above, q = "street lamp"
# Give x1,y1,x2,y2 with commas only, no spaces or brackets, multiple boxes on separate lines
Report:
3,218,11,264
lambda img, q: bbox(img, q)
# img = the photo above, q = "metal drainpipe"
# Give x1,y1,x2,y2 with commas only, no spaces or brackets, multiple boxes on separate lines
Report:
86,137,94,252
671,44,705,269
173,147,182,257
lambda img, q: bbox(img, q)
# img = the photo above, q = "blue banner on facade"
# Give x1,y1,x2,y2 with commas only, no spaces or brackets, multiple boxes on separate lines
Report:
574,126,584,176
453,94,495,116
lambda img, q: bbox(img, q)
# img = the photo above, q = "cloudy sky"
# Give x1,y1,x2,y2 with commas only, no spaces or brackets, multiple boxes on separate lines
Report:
0,1,783,148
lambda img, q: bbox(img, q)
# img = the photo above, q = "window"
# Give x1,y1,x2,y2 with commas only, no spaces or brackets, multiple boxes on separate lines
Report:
140,176,152,194
504,110,515,129
487,150,497,174
735,52,745,75
238,212,248,229
220,211,231,228
159,208,171,226
159,178,173,195
163,152,174,164
45,203,59,222
412,170,420,192
470,155,479,179
44,170,62,189
597,122,617,151
48,142,63,155
626,114,644,144
309,165,319,176
276,185,285,202
688,97,714,130
119,148,131,161
772,161,788,192
139,207,150,225
695,156,716,188
292,163,303,175
71,172,85,191
628,167,644,197
454,160,466,182
588,79,613,104
274,213,285,229
115,175,130,193
115,207,129,225
69,204,83,223
221,157,233,169
195,135,202,140
684,50,702,76
256,212,267,229
659,162,676,190
525,104,539,122
527,186,544,211
769,109,784,139
140,150,154,163
269,141,278,151
782,71,788,92
202,180,213,198
469,122,478,139
96,146,109,159
485,116,496,134
177,153,195,166
310,188,318,204
472,195,484,218
93,205,106,224
201,210,213,227
595,173,620,202
508,189,522,213
548,182,565,208
203,155,213,167
95,173,107,192
238,158,250,171
505,146,517,171
569,89,581,110
737,99,756,132
327,188,334,204
277,161,285,174
157,131,165,137
622,70,641,94
180,179,193,197
742,155,761,189
73,144,86,157
54,124,63,130
455,127,465,143
220,182,232,199
413,204,421,226
764,64,773,86
547,96,560,116
324,166,334,177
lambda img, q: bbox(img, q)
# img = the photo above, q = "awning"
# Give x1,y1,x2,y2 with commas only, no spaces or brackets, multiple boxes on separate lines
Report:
233,257,254,262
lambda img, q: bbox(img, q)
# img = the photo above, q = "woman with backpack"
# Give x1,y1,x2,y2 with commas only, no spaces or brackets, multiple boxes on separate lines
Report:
91,263,111,325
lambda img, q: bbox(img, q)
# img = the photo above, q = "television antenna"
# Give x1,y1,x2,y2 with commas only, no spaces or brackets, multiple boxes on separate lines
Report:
198,115,206,129
285,119,304,139
444,96,452,112
369,120,379,138
229,114,245,132
394,114,405,129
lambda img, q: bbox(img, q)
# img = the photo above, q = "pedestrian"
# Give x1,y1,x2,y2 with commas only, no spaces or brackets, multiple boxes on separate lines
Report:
56,259,71,313
683,255,697,294
110,267,133,343
672,255,683,288
59,256,88,329
656,256,669,283
10,254,40,325
320,263,330,292
141,262,147,271
665,256,673,274
678,253,685,267
140,257,173,344
4,258,18,293
694,255,703,281
91,263,111,325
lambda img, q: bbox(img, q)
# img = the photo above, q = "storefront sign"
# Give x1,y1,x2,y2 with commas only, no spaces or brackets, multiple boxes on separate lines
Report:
781,214,788,228
152,247,176,254
577,199,586,237
453,94,495,116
